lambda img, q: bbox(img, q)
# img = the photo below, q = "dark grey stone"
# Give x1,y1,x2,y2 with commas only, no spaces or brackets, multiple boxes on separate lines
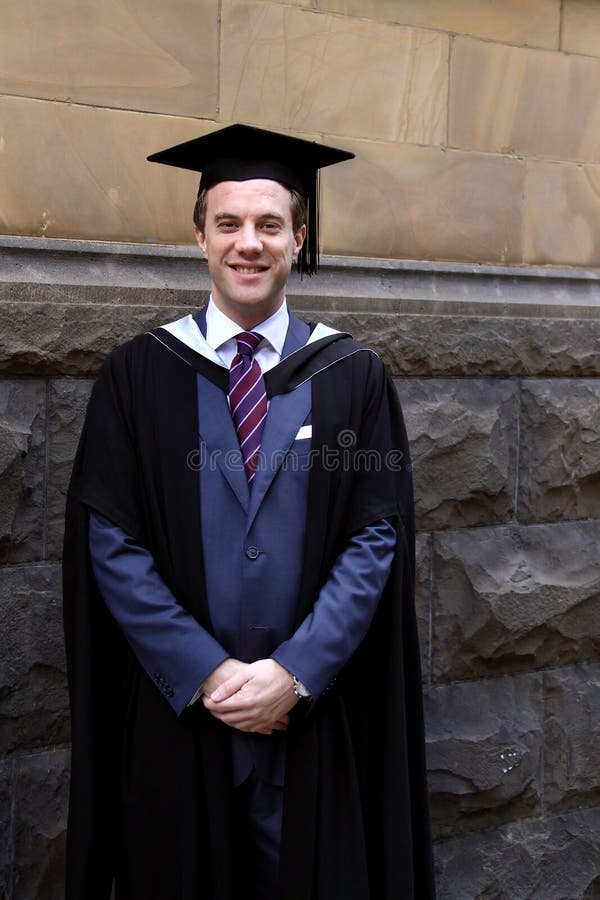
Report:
544,662,600,814
0,565,69,755
397,378,517,530
424,674,543,838
0,301,193,376
12,750,69,900
0,759,15,899
434,806,600,899
0,379,46,563
519,380,600,524
415,533,431,681
46,379,93,559
4,301,600,378
310,311,600,378
432,522,600,681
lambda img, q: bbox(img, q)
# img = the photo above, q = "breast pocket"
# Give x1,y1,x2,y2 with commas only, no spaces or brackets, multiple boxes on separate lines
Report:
286,424,313,470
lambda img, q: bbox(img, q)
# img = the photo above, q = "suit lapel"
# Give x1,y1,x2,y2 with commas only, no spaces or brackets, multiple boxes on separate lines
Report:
281,311,311,359
196,372,249,514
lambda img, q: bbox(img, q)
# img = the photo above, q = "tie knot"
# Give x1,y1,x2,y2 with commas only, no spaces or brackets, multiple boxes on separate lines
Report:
236,331,262,358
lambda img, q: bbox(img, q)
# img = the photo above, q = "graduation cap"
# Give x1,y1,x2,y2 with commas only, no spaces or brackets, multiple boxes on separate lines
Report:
147,123,354,275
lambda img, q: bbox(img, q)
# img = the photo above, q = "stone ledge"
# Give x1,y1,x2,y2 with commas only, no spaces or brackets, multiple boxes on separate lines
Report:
1,236,600,310
3,238,600,377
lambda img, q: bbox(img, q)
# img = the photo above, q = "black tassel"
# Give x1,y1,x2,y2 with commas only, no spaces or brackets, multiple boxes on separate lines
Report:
297,171,319,277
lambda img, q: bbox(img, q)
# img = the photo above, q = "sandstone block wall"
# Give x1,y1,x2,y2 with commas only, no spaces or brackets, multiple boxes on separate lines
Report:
1,241,599,897
2,1,600,896
2,0,600,267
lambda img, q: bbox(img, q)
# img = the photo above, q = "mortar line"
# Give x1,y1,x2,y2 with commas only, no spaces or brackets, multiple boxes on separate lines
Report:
425,656,600,691
0,92,220,121
446,34,454,148
428,531,435,685
513,377,522,523
558,0,565,52
431,800,600,845
0,560,62,572
2,89,600,169
41,378,50,560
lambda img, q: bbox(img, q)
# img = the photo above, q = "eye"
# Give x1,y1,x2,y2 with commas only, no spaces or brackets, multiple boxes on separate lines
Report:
218,220,237,231
262,222,281,232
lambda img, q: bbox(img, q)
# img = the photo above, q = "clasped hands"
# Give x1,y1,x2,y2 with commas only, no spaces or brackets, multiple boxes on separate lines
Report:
201,658,299,735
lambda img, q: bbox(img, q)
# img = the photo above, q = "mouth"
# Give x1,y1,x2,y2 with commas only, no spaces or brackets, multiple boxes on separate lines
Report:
229,264,269,275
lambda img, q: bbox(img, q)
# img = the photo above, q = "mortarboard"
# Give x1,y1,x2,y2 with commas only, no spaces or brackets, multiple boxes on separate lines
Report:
147,123,354,275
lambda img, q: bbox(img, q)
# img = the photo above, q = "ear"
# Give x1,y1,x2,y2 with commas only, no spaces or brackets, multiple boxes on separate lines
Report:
194,225,207,254
292,224,306,260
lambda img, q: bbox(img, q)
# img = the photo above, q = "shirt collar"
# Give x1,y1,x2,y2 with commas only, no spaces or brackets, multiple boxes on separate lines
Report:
205,297,289,356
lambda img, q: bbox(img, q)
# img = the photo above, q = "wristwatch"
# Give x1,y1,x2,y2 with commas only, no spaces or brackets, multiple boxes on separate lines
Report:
292,675,311,700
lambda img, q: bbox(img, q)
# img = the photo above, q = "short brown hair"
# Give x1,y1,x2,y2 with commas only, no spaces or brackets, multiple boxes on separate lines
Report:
193,185,306,234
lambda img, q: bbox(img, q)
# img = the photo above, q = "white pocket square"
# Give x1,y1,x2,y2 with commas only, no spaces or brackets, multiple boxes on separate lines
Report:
295,425,312,440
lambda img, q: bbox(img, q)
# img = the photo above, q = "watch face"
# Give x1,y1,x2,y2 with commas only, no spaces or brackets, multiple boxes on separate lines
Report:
293,677,310,698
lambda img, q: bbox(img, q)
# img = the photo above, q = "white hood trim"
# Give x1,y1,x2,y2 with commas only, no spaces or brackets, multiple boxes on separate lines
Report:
306,322,343,344
159,315,226,367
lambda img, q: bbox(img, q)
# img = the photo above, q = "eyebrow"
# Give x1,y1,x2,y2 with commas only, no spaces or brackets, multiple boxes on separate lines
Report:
213,211,286,223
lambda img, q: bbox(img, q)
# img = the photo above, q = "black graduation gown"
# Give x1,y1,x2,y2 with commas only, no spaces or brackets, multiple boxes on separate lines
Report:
62,324,435,900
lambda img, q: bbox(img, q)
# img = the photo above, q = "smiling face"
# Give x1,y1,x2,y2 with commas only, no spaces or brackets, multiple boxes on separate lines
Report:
195,179,306,330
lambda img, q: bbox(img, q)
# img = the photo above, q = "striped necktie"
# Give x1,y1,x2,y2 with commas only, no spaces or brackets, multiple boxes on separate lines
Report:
229,331,268,487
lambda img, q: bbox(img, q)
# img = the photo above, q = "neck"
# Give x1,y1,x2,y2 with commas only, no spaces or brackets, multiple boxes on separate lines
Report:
210,295,286,332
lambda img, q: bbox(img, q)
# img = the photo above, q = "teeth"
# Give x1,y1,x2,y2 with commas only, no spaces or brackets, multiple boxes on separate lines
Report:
234,266,264,273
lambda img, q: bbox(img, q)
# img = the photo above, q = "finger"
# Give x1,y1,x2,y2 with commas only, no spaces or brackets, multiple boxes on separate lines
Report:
210,671,250,703
204,693,254,714
203,696,230,712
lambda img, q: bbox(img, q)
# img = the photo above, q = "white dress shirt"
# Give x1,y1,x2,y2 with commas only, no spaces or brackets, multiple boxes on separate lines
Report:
204,297,289,374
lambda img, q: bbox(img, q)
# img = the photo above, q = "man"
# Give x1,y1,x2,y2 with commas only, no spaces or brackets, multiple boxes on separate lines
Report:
63,124,434,900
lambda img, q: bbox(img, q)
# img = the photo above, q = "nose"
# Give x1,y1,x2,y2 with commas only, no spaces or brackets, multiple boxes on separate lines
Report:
235,223,263,254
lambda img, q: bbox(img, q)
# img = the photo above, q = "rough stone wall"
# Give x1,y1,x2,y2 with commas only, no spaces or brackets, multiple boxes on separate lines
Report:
1,241,599,898
2,0,600,267
2,2,600,897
